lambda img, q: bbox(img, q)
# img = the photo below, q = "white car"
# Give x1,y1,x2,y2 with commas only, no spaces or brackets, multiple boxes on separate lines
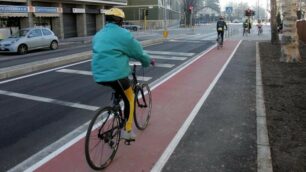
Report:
122,22,142,31
0,27,58,55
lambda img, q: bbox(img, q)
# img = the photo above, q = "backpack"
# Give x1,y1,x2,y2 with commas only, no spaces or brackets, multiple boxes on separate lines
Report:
217,21,225,31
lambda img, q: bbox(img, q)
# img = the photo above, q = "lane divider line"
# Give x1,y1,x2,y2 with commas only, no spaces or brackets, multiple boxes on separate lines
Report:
146,50,194,57
151,40,242,172
56,69,152,81
0,90,99,111
129,62,174,68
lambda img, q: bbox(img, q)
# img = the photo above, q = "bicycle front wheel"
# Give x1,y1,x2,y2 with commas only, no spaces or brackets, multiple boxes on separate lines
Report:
85,107,121,170
134,83,152,130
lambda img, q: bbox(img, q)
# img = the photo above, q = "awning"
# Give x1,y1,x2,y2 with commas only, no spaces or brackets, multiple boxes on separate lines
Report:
0,13,28,17
34,13,59,17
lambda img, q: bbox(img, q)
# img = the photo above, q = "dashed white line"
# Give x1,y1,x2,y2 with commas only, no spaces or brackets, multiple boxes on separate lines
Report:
57,69,152,81
146,50,194,57
129,61,174,68
0,90,99,111
152,55,187,61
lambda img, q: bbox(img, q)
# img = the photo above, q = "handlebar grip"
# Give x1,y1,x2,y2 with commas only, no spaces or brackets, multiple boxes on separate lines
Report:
150,59,156,66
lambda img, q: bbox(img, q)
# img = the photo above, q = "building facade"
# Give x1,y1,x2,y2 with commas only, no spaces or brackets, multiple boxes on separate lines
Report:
119,0,181,29
0,0,127,39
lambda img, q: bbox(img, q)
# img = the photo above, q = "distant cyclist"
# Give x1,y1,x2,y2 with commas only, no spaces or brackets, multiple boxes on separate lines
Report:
256,20,263,35
91,8,154,141
216,16,228,45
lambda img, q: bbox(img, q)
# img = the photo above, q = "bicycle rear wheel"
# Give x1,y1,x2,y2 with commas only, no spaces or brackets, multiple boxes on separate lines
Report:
134,83,152,130
85,107,121,170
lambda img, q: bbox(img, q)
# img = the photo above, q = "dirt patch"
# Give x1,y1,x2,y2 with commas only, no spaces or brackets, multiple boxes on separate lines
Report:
259,42,306,172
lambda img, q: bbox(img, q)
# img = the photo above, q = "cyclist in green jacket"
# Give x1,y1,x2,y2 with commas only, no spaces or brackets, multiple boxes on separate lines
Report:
91,8,153,141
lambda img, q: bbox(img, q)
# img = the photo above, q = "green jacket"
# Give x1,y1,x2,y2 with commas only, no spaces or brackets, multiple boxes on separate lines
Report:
91,23,151,82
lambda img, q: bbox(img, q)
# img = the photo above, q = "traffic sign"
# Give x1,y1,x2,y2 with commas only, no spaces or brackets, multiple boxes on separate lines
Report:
226,7,233,14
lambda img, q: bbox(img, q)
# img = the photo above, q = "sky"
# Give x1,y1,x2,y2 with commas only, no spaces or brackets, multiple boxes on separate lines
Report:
219,0,268,11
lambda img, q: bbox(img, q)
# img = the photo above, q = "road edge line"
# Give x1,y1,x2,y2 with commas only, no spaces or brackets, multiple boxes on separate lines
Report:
256,42,273,172
151,40,242,172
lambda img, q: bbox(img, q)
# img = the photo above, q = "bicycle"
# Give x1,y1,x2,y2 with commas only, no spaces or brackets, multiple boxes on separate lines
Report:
243,27,249,36
84,64,152,170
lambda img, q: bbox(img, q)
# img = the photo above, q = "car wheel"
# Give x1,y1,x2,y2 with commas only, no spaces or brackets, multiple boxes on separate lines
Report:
133,27,137,31
50,40,58,50
17,44,28,55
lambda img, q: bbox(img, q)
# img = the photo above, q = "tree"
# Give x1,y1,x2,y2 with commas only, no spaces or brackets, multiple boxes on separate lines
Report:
204,0,220,13
181,0,201,26
280,0,301,62
181,0,220,26
270,0,280,44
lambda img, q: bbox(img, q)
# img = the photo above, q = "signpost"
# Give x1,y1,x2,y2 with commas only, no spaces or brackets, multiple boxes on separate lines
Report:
226,7,233,14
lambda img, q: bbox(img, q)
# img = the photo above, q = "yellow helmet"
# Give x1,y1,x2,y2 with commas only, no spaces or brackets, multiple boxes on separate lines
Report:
105,8,125,19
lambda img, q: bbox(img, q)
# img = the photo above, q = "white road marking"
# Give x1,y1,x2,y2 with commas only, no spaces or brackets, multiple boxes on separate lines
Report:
57,69,152,81
152,55,187,61
169,40,203,43
57,69,92,75
154,63,175,68
129,61,174,68
0,90,99,111
146,50,194,57
129,75,152,81
151,40,242,172
0,60,91,85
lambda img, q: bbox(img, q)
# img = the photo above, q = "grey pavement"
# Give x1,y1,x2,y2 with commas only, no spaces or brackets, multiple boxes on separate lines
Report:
164,41,257,172
163,27,272,171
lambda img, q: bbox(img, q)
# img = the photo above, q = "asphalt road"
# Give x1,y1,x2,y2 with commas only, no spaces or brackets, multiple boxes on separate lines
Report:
0,23,247,171
0,23,241,69
0,38,214,171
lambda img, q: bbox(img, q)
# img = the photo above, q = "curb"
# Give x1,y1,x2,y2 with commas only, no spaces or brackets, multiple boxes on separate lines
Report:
256,42,273,172
0,38,164,80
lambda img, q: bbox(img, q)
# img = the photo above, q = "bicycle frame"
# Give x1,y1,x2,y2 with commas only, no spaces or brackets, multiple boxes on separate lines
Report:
110,64,148,121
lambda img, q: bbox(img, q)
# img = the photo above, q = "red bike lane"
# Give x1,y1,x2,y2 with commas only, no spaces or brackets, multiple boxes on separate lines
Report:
30,40,240,172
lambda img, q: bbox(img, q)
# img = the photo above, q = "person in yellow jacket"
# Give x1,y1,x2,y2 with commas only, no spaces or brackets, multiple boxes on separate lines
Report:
91,8,154,141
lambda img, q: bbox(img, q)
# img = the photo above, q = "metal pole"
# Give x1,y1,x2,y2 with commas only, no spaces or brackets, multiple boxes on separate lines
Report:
163,0,168,38
164,0,167,30
257,0,259,20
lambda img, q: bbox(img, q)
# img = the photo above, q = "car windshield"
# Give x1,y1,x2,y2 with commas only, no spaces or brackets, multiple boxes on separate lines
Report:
9,29,30,38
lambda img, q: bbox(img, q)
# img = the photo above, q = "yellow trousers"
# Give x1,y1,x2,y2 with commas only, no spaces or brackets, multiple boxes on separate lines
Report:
124,87,134,132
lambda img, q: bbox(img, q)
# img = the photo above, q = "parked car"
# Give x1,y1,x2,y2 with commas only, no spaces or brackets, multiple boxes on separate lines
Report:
0,27,58,55
122,22,142,31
